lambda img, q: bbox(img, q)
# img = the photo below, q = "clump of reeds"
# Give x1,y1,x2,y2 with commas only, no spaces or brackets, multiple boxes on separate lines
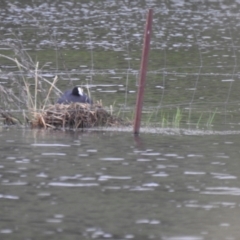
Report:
31,102,127,129
0,42,127,129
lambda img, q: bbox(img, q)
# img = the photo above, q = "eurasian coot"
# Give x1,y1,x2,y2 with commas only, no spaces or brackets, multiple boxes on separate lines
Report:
57,86,92,104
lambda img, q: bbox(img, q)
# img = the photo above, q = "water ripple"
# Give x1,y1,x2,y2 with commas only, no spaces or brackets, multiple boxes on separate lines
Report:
100,157,124,161
98,175,131,181
136,219,160,224
48,182,99,187
0,229,12,234
211,172,237,179
130,187,154,191
31,143,71,147
184,171,206,175
163,236,203,240
141,152,160,156
152,172,169,177
41,153,66,156
201,187,240,195
0,194,19,200
142,183,159,187
2,181,27,186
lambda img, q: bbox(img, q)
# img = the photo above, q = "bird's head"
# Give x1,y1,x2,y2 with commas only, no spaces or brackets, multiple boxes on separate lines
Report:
72,86,84,96
77,87,84,96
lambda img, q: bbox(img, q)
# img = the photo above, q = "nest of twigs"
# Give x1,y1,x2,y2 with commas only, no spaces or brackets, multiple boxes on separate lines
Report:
30,102,127,129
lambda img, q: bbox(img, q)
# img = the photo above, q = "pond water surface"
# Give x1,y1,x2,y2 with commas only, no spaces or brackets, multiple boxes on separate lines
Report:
1,1,240,240
1,127,240,240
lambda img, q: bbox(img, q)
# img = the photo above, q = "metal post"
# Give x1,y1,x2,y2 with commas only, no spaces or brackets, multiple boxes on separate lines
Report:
133,9,153,134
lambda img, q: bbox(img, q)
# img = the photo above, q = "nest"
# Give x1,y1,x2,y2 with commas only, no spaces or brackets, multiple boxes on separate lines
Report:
30,103,126,129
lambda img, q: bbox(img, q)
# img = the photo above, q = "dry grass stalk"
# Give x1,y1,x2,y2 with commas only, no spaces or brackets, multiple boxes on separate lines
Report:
1,112,21,125
30,102,127,129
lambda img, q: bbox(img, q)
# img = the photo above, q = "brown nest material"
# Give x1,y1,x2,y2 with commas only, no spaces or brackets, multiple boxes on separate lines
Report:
31,103,127,129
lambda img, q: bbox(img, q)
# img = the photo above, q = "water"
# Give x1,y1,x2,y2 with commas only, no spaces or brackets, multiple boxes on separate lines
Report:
0,128,240,240
1,1,240,239
1,0,240,113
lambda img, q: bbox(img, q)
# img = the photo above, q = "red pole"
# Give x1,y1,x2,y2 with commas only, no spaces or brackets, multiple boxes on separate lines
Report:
133,9,153,134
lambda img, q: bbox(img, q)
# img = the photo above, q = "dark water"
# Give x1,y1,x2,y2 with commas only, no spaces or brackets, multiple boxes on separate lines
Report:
1,1,240,240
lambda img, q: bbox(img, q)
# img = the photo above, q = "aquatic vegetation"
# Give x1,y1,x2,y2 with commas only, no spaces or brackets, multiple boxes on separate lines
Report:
0,47,127,129
143,107,217,129
0,43,217,130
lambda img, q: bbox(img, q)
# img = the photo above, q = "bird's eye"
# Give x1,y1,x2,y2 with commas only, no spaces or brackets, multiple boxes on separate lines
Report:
77,87,83,96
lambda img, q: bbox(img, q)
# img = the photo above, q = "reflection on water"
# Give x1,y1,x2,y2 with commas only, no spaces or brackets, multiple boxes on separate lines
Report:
1,128,240,239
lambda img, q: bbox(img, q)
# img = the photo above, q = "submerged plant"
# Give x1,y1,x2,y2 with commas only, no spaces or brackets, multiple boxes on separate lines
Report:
160,112,169,128
141,107,218,130
172,107,182,128
206,108,217,128
157,108,182,128
196,112,203,128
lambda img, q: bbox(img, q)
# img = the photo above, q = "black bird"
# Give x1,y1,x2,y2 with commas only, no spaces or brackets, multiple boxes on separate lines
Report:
57,86,92,104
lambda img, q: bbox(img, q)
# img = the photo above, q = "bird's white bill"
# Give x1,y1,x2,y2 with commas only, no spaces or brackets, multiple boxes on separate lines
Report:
77,87,84,96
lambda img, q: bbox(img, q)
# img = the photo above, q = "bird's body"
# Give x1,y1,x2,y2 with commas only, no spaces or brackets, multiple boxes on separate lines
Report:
57,87,92,104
